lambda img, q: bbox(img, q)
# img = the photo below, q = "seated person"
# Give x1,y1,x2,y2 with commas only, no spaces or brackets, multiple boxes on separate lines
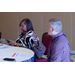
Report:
47,18,70,62
8,18,46,61
0,32,2,43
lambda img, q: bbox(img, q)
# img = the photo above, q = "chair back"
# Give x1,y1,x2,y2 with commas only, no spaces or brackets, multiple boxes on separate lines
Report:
42,32,52,55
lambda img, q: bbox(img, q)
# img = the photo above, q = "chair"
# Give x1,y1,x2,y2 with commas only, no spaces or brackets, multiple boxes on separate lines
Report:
36,32,52,62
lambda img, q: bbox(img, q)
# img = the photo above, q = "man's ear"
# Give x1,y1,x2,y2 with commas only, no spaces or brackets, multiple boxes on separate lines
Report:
52,27,55,32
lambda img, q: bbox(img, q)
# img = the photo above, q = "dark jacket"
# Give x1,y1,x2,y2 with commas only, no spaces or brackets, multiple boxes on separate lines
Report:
32,40,46,61
47,32,70,62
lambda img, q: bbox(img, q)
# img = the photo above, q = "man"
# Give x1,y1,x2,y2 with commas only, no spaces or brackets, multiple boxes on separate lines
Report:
47,18,70,62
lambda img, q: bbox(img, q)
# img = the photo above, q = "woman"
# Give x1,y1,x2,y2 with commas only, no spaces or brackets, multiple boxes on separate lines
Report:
9,18,34,47
8,18,46,61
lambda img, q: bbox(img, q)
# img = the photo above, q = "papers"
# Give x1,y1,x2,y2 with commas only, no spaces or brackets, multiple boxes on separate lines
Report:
12,53,33,59
0,44,12,49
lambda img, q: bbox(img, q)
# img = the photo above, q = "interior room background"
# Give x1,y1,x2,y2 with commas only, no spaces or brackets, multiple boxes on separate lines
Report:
0,12,74,51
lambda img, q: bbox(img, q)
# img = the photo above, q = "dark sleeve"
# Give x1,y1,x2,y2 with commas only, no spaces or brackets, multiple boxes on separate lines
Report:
32,40,46,59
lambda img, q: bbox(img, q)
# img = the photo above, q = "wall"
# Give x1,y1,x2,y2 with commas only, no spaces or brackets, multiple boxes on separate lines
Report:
0,12,18,40
0,12,74,50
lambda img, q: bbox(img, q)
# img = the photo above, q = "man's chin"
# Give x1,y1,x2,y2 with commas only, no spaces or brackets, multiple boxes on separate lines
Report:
48,33,50,35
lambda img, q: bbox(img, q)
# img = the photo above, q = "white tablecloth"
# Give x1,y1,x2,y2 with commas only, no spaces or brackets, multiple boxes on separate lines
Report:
0,44,34,62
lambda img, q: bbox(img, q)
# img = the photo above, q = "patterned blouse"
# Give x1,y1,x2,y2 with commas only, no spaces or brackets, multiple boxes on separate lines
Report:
15,31,37,48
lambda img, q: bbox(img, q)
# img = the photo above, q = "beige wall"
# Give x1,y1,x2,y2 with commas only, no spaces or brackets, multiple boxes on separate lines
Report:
0,12,18,40
0,12,74,50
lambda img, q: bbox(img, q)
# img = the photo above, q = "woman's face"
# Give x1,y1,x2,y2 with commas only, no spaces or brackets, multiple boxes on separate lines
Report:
20,22,27,32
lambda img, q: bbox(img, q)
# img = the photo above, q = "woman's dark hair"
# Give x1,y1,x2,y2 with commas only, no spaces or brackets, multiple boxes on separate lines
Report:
19,18,34,31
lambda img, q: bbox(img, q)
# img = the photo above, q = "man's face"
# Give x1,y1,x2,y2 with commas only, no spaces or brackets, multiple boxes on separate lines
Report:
47,22,52,35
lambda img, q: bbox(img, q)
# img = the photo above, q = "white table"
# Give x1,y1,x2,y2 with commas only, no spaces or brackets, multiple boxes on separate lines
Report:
0,44,34,62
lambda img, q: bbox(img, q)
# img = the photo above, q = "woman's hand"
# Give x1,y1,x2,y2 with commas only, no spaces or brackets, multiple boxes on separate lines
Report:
8,41,22,47
31,36,39,48
8,41,16,46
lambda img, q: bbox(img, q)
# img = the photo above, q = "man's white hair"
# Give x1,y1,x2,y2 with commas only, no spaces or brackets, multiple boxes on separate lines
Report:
49,18,62,33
